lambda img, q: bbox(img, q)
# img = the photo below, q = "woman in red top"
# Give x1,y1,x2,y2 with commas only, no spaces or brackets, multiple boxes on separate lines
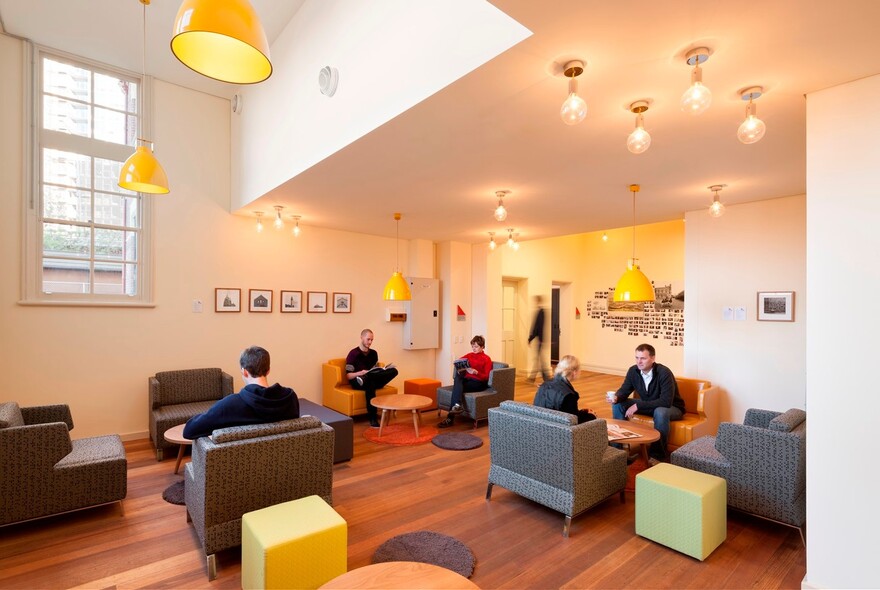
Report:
438,335,493,428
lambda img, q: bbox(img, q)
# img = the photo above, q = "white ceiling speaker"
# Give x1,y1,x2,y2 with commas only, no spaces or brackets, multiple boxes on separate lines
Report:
319,66,338,97
231,93,243,114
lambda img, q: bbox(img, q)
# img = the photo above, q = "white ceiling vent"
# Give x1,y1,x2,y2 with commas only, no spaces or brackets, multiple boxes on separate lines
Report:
319,66,339,97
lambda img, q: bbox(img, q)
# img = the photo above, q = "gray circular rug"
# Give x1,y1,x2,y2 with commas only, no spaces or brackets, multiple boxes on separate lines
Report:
162,480,185,505
373,531,475,578
432,432,483,451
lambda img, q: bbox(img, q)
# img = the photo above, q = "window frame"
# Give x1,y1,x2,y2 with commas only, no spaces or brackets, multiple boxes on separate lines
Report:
21,43,155,307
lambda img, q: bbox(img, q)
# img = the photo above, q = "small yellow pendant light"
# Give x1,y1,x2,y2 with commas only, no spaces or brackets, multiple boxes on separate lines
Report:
119,0,169,195
613,184,654,302
383,213,411,301
171,0,272,84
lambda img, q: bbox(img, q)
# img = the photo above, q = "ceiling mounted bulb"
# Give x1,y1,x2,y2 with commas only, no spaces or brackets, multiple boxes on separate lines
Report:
254,211,264,233
737,86,767,144
627,101,652,154
602,232,608,242
493,190,510,221
292,215,301,237
708,184,727,218
680,48,712,115
560,60,587,125
506,228,516,248
273,205,284,230
512,233,521,251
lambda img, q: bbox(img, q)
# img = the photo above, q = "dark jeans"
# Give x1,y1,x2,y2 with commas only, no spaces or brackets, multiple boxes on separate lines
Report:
528,338,551,382
612,400,683,459
450,372,488,410
350,367,398,418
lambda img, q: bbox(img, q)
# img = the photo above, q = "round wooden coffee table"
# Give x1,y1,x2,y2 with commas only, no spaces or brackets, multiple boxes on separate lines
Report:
320,561,478,589
370,394,433,438
605,418,660,464
163,424,192,475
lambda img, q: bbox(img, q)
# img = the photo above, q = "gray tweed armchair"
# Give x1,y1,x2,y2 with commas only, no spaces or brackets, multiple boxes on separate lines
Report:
0,401,126,527
486,401,627,537
671,407,806,543
437,362,515,427
149,368,234,461
184,416,334,580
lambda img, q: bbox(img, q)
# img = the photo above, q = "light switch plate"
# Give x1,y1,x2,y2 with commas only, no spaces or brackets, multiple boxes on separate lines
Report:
192,299,203,313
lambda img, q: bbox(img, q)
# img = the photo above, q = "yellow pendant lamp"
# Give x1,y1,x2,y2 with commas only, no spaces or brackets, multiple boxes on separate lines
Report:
383,213,411,301
613,184,654,302
171,0,272,84
118,0,169,195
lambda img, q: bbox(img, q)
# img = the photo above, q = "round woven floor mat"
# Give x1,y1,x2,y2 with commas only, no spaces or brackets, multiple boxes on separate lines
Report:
363,423,438,446
373,530,475,578
162,480,185,505
431,432,483,451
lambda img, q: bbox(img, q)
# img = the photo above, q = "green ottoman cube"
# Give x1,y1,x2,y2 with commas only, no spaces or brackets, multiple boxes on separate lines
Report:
635,463,726,560
241,495,347,589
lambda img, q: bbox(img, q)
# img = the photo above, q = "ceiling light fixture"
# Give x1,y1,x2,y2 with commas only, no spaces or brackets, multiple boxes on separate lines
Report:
626,100,652,154
602,232,608,242
560,60,587,125
292,215,301,237
254,211,264,233
680,47,712,116
737,86,767,144
118,0,169,195
613,184,655,302
171,0,272,84
383,213,411,301
493,190,510,221
488,231,496,250
273,205,284,230
512,233,521,251
708,184,727,218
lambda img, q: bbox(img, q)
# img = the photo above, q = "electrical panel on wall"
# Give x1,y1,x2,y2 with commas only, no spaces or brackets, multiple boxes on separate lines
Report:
403,277,440,349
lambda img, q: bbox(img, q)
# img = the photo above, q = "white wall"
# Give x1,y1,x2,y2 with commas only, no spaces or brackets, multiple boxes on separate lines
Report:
684,195,806,423
804,74,880,589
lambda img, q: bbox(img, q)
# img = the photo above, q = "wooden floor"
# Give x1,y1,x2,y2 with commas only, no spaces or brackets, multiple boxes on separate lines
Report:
0,372,806,589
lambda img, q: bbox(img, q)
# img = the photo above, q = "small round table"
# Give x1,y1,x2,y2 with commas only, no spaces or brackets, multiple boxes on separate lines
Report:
319,561,478,589
163,424,192,475
605,418,660,464
370,394,433,438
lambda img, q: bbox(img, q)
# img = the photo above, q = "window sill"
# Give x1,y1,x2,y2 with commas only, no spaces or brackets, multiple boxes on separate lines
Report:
17,299,156,308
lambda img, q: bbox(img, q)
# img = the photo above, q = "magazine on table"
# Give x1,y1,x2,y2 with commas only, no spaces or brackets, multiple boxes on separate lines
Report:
606,423,640,441
367,362,395,374
453,358,470,373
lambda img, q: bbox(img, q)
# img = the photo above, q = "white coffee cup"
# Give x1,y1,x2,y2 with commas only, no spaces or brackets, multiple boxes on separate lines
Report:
606,391,616,403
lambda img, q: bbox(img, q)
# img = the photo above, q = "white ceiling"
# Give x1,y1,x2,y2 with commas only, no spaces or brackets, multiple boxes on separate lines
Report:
4,0,880,242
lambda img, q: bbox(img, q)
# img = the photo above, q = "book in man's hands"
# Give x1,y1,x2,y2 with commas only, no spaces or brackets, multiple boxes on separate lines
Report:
367,362,395,374
453,358,470,373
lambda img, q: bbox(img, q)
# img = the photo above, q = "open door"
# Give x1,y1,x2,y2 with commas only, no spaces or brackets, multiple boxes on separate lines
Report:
550,286,560,363
501,281,517,365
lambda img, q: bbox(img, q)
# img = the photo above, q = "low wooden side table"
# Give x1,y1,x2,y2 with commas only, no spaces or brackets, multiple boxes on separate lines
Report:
163,424,192,475
370,394,433,438
320,561,478,589
605,418,660,464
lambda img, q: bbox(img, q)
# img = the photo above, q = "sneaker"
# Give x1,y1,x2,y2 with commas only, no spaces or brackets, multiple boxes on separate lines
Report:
369,416,380,428
356,376,364,386
438,417,455,428
449,403,464,415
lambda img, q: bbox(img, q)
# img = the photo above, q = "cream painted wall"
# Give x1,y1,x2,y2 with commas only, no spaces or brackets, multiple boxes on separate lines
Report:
497,221,685,378
0,36,435,440
684,195,806,423
435,241,475,380
804,74,880,589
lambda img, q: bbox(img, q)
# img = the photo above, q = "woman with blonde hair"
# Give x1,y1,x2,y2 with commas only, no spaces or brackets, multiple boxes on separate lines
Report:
533,354,596,423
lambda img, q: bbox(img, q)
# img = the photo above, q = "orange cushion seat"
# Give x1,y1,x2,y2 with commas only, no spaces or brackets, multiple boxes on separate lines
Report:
629,377,720,451
404,378,441,411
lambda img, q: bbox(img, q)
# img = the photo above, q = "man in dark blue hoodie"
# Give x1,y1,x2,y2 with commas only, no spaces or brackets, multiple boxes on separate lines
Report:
183,346,300,439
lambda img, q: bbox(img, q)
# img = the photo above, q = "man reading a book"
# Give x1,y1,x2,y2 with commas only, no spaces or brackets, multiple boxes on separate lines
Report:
346,329,398,427
438,335,493,428
609,343,685,463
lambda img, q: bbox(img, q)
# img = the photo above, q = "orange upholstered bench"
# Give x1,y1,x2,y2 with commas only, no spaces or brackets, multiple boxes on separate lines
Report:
404,378,441,411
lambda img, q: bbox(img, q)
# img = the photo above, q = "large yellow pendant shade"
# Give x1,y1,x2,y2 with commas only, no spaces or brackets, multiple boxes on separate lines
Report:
613,262,654,302
118,143,170,194
383,271,411,301
171,0,272,84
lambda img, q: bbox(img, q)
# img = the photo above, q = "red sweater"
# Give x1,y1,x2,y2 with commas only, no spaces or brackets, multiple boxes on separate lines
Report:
460,351,493,382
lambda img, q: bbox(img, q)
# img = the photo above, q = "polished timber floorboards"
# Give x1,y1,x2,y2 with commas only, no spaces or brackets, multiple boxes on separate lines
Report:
0,372,805,589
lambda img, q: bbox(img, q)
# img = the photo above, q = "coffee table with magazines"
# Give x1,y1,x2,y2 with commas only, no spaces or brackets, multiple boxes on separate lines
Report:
605,418,660,464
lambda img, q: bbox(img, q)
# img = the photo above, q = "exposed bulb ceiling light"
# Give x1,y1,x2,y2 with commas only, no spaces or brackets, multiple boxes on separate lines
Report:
602,232,608,242
493,190,510,221
118,0,169,194
560,60,587,125
512,233,521,251
613,184,654,302
680,47,712,116
292,215,301,237
627,100,652,154
488,231,496,250
273,205,284,230
254,211,264,233
737,86,767,144
383,213,411,301
708,184,727,218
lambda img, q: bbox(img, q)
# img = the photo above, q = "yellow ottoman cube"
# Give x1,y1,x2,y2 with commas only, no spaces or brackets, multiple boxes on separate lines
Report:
242,495,347,590
635,463,726,560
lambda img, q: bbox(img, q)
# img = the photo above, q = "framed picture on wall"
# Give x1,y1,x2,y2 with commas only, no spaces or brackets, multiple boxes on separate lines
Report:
249,289,273,313
332,292,352,313
215,288,241,312
757,291,795,322
307,291,328,313
280,290,302,313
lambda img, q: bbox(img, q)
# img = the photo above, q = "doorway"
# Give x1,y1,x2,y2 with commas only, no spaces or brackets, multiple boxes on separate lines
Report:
501,280,517,366
550,286,560,363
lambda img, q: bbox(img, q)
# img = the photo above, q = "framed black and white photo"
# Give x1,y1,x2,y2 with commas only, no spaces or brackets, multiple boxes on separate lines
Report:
249,289,273,313
307,291,327,313
333,292,352,313
215,288,241,312
280,290,302,313
757,291,795,322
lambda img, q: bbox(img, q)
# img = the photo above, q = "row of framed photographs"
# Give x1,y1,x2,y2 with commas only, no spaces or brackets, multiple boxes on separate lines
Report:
215,289,352,313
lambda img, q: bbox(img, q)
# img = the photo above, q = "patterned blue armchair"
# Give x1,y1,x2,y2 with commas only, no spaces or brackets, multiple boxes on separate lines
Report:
671,408,806,543
437,362,515,428
486,401,627,537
